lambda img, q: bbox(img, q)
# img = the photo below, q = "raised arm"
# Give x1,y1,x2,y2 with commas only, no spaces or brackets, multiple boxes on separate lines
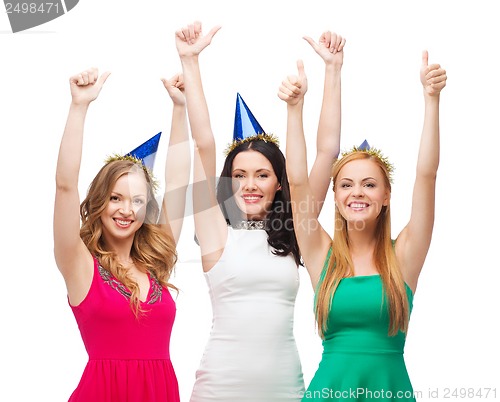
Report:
396,51,447,292
304,31,346,216
159,73,190,245
279,60,332,288
54,68,110,303
175,21,227,270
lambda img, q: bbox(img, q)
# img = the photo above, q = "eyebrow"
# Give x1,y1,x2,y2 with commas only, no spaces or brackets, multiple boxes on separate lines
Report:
339,177,377,182
110,192,147,198
232,168,272,173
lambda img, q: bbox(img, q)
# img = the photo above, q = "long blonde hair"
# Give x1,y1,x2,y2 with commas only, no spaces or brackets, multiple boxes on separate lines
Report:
80,160,178,316
315,152,409,338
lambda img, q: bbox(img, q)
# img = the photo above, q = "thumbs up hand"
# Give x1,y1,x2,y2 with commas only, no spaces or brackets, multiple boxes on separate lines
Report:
420,50,447,96
278,60,308,106
69,68,111,106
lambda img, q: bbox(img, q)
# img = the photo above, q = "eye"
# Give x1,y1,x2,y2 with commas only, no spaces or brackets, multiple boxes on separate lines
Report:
133,198,146,205
364,182,375,188
110,195,120,202
340,183,351,188
258,173,269,179
233,173,244,179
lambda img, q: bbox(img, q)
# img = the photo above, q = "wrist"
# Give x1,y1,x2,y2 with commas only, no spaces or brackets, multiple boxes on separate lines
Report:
423,91,440,103
179,54,200,65
172,102,187,111
325,63,342,74
287,99,305,109
70,101,91,110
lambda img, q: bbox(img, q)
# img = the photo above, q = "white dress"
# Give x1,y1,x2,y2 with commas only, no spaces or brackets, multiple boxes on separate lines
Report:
190,226,305,401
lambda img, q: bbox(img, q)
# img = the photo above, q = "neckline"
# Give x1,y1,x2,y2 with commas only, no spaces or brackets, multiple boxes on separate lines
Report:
342,274,414,296
98,263,162,304
138,273,153,304
140,272,163,304
344,273,380,279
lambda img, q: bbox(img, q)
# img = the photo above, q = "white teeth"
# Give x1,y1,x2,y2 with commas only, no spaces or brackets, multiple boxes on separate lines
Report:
351,203,368,208
115,219,131,226
243,196,260,200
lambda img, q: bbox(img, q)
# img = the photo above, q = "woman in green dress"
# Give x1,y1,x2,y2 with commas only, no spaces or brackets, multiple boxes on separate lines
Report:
279,50,447,401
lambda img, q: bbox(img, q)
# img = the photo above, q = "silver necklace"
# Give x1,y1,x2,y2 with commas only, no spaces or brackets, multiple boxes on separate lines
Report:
235,220,266,230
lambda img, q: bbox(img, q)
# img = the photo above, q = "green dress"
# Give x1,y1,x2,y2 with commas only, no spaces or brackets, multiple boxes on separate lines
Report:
303,249,415,401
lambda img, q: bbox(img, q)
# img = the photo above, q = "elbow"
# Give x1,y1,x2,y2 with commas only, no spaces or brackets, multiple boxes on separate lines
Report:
287,173,307,187
55,180,69,193
416,158,439,181
194,138,216,153
55,175,75,194
416,167,438,182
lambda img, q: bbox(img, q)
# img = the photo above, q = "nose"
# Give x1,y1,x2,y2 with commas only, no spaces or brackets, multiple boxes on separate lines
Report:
351,184,364,197
243,177,257,191
119,201,133,216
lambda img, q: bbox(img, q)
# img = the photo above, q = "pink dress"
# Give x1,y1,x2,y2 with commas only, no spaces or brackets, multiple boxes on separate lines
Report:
68,257,180,402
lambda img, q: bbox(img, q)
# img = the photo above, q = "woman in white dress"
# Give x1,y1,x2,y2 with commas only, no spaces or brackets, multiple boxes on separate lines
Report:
175,21,346,401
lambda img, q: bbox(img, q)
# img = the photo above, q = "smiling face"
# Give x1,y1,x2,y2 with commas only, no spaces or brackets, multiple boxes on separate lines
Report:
231,150,281,220
101,171,149,243
334,158,390,227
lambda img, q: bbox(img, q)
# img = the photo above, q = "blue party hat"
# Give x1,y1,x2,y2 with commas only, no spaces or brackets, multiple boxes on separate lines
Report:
233,93,265,141
126,132,162,170
225,93,279,155
358,139,370,150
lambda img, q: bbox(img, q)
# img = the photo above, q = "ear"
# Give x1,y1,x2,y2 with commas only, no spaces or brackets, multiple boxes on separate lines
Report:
383,190,391,206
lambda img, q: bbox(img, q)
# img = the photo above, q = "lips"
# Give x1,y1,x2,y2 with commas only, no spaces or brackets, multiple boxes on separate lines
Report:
348,202,369,210
114,218,133,228
242,194,263,204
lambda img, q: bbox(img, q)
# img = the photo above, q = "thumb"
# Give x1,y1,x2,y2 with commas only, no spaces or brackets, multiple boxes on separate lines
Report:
97,71,111,87
303,36,319,52
207,25,222,41
421,50,429,68
296,59,305,78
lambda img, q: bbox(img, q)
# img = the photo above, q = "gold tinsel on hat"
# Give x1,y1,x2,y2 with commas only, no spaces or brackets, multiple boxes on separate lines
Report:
104,154,160,192
224,133,280,156
339,145,395,183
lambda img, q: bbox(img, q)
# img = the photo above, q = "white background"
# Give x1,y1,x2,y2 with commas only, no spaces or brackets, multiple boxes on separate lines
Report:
1,1,499,401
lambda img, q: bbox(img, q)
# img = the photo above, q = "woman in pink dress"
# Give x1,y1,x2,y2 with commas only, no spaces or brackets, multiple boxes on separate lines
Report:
53,68,190,402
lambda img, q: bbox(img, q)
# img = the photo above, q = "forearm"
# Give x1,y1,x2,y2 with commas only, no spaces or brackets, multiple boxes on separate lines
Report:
165,103,190,190
169,103,188,145
286,102,309,185
180,56,215,151
317,64,341,158
416,94,440,179
55,102,89,190
165,104,191,185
